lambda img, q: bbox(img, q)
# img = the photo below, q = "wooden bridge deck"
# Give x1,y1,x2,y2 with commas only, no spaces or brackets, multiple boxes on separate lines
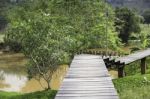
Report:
116,48,150,65
55,54,119,99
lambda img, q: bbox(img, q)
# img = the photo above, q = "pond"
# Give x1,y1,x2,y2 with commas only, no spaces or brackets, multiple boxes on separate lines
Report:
0,52,68,93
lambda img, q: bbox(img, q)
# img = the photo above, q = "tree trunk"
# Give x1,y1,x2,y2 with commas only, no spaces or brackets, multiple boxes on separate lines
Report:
48,83,51,89
46,80,51,90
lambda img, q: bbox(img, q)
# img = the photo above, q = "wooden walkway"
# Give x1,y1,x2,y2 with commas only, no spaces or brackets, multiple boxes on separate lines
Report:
116,48,150,65
55,54,119,99
103,49,150,77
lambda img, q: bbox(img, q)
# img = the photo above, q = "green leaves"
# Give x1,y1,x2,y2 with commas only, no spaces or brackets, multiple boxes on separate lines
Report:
4,0,121,89
5,0,121,62
143,9,150,24
115,7,141,44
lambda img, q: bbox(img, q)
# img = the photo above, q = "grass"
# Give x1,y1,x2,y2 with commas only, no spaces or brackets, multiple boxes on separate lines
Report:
0,90,57,99
113,74,150,99
124,57,150,76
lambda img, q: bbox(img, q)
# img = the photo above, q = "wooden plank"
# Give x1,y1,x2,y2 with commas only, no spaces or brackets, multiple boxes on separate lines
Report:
116,48,150,64
57,89,117,94
61,83,114,86
58,88,117,91
56,93,118,96
55,54,119,99
63,77,112,81
55,96,119,99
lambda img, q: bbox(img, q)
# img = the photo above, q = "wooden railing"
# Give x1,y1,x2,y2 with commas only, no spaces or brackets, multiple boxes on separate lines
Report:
103,49,150,78
77,50,125,57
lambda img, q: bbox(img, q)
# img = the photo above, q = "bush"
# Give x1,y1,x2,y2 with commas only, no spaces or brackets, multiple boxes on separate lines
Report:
0,42,4,49
130,47,141,53
5,41,22,52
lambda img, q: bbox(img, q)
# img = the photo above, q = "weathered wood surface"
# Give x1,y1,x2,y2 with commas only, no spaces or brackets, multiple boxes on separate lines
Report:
55,54,119,99
116,49,150,65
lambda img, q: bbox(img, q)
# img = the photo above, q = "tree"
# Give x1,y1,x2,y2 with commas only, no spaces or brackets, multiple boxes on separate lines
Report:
0,0,9,31
0,0,25,31
138,24,150,49
115,7,141,44
0,16,7,31
5,0,120,89
142,9,150,24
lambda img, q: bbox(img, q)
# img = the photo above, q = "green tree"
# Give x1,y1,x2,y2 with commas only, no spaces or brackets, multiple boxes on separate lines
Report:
0,0,9,31
5,0,120,89
139,24,150,49
115,7,141,44
0,0,25,31
142,9,150,24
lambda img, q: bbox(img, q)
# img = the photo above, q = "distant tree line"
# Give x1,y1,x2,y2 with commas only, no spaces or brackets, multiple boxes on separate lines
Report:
142,9,150,24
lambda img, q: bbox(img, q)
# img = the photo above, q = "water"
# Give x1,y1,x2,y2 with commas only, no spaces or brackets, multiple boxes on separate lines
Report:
0,70,27,92
0,52,68,93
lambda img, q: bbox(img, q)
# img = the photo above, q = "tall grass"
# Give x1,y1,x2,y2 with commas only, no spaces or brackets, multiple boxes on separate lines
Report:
120,86,150,99
124,57,150,76
113,74,150,99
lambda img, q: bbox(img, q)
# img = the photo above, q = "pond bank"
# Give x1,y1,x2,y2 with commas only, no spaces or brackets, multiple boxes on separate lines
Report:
0,52,68,93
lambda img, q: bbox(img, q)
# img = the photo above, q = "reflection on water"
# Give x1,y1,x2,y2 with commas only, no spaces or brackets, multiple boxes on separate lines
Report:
0,52,68,93
21,65,68,93
0,71,28,92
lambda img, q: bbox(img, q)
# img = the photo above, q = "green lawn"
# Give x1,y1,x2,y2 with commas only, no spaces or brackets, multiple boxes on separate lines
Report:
0,90,57,99
113,74,150,99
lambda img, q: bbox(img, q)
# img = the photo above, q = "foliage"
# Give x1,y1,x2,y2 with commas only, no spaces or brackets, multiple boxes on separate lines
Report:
5,0,71,89
0,16,7,31
139,24,150,48
129,24,150,49
143,9,150,24
5,0,121,51
0,0,26,31
5,0,121,89
115,7,141,44
0,90,56,99
0,0,13,31
4,41,22,52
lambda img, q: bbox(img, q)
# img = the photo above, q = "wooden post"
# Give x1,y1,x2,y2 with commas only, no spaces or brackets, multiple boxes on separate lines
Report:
102,51,104,59
104,58,109,68
118,66,125,78
116,62,125,78
141,57,146,74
